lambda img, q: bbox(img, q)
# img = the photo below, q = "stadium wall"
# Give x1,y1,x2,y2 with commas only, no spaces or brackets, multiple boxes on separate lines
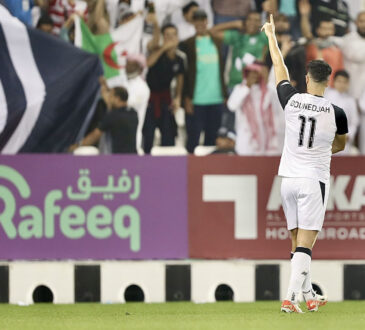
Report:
1,260,365,304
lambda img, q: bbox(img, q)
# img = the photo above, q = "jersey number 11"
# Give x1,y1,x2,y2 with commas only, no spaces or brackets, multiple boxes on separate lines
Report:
298,115,317,149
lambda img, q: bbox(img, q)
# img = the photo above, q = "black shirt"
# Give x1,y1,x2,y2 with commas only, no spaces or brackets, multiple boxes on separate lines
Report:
98,107,138,154
147,52,185,92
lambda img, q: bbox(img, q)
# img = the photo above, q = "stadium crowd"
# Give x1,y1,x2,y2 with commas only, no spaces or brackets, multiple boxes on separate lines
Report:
4,0,365,155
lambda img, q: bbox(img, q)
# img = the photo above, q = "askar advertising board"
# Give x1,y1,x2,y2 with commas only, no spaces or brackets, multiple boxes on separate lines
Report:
189,156,365,259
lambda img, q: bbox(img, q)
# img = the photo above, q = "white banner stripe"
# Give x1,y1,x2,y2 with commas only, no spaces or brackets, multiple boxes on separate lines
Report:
0,79,7,134
0,6,46,154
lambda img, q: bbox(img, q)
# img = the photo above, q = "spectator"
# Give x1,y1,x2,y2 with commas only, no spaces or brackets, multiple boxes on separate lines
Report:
308,0,350,37
359,89,365,154
257,0,301,40
143,23,185,154
87,0,110,34
172,1,199,41
144,11,161,54
265,13,306,92
60,13,76,43
211,128,237,154
36,14,54,34
87,0,142,34
211,110,237,154
48,0,77,35
125,54,150,154
181,9,227,153
106,0,131,29
169,1,215,41
211,11,268,91
71,82,138,154
4,0,47,26
227,62,280,155
331,12,365,100
300,1,344,86
332,11,365,154
324,70,359,154
212,0,252,24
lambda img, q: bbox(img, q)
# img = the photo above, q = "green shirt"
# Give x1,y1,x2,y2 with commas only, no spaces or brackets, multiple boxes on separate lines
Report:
193,36,223,105
224,30,268,88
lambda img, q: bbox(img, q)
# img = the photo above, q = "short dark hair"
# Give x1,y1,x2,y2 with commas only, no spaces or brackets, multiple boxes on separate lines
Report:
334,70,350,80
113,87,129,102
36,15,54,28
182,1,198,15
307,60,332,83
246,11,261,19
161,23,177,35
192,8,207,21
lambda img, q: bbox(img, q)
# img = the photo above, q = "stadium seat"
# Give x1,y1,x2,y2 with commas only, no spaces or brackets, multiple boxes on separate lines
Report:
73,146,100,155
194,146,216,156
151,146,188,156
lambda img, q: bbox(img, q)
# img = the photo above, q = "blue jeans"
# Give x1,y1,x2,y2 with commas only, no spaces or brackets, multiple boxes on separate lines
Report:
185,104,224,153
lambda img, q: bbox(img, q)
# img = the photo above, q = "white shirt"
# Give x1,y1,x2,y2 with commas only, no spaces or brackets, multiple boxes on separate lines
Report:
277,81,348,183
324,88,359,148
227,83,281,155
333,32,365,99
169,0,214,41
126,75,150,153
360,89,365,115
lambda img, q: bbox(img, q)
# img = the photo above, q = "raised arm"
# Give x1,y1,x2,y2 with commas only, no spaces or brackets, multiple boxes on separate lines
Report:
93,0,109,34
261,14,289,85
299,0,313,40
146,13,160,53
146,40,178,67
210,20,243,41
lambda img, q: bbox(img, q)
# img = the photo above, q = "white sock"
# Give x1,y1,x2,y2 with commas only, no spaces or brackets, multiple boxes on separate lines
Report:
286,247,312,303
302,272,316,301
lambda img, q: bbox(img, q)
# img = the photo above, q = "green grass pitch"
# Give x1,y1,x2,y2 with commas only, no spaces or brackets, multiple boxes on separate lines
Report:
1,301,365,330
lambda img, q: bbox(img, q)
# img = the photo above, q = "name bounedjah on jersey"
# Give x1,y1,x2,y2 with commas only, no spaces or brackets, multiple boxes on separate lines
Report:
276,80,348,184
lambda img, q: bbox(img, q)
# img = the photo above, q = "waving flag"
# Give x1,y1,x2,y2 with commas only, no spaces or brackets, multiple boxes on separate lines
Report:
74,15,143,87
0,5,103,153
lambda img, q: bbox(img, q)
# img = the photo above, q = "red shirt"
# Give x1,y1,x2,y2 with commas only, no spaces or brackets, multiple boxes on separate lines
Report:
306,43,344,87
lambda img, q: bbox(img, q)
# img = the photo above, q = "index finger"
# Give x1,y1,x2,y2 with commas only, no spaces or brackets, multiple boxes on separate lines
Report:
270,14,274,24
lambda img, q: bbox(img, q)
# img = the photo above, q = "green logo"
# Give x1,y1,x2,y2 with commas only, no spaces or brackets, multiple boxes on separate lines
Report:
0,165,140,252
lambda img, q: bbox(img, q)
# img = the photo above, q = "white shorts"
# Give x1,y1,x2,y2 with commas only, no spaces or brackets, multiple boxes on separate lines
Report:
281,177,330,231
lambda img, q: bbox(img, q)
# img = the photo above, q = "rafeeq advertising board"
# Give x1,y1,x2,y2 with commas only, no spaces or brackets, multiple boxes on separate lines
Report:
0,155,188,259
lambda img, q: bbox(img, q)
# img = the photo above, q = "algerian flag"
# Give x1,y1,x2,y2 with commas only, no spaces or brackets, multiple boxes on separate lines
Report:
74,15,143,87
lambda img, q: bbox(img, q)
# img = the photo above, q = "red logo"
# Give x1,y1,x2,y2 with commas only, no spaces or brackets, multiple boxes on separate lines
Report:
103,43,128,69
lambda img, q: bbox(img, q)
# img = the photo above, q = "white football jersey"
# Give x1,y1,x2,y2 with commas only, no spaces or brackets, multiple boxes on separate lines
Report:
277,80,348,183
